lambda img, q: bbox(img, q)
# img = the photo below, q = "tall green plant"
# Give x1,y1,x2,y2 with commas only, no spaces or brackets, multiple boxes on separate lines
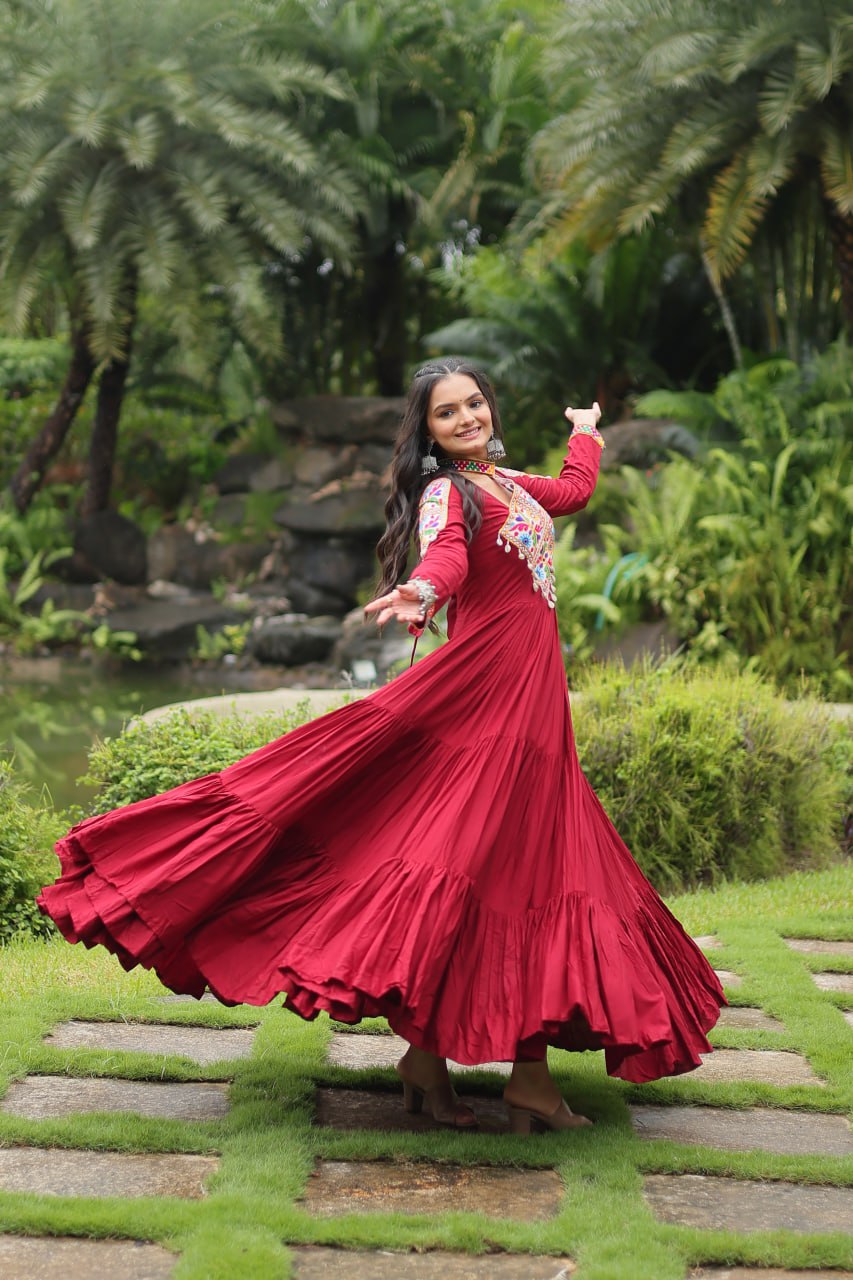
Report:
535,0,852,350
0,0,358,514
603,353,853,696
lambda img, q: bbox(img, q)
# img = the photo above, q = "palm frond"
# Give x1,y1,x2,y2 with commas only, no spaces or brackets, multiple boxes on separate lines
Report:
818,120,853,214
704,150,770,278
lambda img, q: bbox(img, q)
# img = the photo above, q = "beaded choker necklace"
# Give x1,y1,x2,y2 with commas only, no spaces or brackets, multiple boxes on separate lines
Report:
446,459,496,476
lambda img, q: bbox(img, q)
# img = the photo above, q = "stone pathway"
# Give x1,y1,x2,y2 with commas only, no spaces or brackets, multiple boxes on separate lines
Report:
0,1236,176,1279
291,1250,576,1278
3,925,852,1278
45,1019,256,1064
301,1160,564,1219
0,1148,218,1198
643,1173,853,1234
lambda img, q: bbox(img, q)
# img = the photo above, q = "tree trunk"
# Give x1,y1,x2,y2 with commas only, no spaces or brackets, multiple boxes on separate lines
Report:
7,327,95,513
825,200,853,332
700,243,743,370
81,277,137,517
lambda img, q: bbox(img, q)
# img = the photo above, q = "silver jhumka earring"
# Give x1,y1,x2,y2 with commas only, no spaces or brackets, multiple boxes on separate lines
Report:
421,440,438,474
486,432,506,461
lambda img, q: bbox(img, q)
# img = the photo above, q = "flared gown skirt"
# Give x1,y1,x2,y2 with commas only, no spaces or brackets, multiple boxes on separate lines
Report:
39,598,725,1084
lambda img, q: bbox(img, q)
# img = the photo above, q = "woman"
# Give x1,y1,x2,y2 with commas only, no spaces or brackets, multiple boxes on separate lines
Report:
39,358,725,1135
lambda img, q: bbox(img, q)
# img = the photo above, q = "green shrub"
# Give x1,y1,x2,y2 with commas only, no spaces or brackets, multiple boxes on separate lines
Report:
79,674,849,894
82,703,331,812
572,664,850,892
0,763,62,941
0,338,69,397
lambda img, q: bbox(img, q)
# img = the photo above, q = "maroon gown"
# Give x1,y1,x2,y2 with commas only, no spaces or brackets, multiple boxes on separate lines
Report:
39,430,724,1083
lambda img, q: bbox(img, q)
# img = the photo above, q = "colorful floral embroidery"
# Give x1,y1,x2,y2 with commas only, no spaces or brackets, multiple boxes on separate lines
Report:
496,483,557,608
418,477,451,556
570,422,606,448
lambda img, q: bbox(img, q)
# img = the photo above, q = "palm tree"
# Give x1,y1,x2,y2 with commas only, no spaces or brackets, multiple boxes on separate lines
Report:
533,0,853,341
266,0,551,395
0,0,359,514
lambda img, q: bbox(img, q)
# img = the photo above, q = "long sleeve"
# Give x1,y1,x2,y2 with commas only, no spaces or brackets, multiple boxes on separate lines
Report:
514,428,604,517
408,476,470,625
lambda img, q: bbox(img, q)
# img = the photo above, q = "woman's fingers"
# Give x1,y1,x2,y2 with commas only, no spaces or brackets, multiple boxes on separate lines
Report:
565,401,602,426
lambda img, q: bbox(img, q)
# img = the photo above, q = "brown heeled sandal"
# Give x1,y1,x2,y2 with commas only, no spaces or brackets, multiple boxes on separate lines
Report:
506,1097,593,1135
396,1062,478,1129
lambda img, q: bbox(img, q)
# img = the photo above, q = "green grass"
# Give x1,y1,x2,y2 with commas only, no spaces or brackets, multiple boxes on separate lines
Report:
0,864,851,1279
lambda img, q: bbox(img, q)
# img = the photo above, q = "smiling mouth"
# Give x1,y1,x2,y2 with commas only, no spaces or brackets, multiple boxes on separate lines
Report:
456,426,481,439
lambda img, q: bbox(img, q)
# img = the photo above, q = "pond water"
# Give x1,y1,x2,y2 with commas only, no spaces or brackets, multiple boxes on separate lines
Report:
0,658,279,811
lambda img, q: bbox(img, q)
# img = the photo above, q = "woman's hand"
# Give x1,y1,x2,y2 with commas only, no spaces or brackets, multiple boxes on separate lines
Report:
364,582,424,628
564,402,602,429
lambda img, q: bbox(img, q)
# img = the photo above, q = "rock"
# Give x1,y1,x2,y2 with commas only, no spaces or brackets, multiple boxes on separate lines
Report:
354,442,393,476
292,443,359,488
213,453,268,494
283,578,347,616
210,494,250,528
332,605,411,679
271,396,406,445
147,525,269,590
0,1236,176,1280
293,537,377,604
601,417,700,469
72,510,148,585
102,598,244,661
274,488,386,537
249,615,343,666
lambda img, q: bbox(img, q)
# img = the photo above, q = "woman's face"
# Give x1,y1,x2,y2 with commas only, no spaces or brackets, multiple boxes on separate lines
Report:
426,373,493,461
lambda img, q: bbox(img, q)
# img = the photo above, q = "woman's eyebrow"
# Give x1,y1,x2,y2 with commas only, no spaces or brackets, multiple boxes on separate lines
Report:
432,393,482,410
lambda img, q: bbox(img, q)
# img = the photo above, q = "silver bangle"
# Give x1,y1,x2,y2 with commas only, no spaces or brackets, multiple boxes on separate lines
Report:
407,577,437,617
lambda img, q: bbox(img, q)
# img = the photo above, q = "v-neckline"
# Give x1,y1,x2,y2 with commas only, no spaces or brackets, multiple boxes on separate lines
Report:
473,477,513,512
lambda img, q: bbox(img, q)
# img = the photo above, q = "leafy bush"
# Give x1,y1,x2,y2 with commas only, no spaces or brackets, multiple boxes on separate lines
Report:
572,664,850,892
78,673,849,894
0,762,62,941
0,338,69,397
82,703,330,811
601,351,853,697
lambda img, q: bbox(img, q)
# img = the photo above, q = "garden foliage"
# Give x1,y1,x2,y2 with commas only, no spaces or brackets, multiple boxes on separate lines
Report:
0,762,62,941
78,672,850,896
572,664,850,893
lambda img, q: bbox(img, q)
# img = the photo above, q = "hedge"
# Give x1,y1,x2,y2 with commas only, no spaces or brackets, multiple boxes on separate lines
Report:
3,671,850,940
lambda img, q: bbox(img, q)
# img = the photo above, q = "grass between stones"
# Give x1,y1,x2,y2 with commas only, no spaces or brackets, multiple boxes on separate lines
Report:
0,863,848,1280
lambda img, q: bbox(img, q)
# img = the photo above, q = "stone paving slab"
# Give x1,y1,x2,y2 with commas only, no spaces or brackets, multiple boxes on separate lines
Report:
291,1247,576,1278
845,1011,853,1029
156,992,220,1004
812,972,853,994
302,1160,563,1220
315,1088,511,1134
714,970,743,989
785,937,853,956
327,1032,511,1076
643,1173,853,1234
716,1006,784,1031
689,1049,823,1087
0,1148,218,1199
692,935,721,950
0,1236,176,1279
630,1104,852,1155
45,1020,256,1065
2,1075,230,1120
691,1270,853,1280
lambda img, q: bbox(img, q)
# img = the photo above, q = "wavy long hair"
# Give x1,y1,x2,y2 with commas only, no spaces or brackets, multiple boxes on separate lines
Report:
373,357,505,599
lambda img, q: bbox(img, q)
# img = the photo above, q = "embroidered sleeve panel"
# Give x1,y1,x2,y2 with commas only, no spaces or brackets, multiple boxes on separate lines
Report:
496,484,557,609
418,476,452,556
